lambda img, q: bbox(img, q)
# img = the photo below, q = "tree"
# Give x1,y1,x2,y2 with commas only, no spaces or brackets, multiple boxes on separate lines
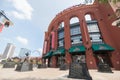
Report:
98,0,120,3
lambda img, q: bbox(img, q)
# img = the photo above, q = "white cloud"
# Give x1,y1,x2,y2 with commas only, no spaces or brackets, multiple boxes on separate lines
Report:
11,11,25,20
16,36,28,45
8,0,33,20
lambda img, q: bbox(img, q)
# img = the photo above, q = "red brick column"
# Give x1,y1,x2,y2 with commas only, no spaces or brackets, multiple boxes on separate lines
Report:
111,51,120,70
85,49,97,69
51,27,58,68
64,18,72,65
94,10,120,70
51,56,57,68
94,9,114,45
79,15,97,69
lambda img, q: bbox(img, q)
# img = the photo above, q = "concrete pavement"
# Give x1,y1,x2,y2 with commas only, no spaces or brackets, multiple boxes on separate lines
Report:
0,66,120,80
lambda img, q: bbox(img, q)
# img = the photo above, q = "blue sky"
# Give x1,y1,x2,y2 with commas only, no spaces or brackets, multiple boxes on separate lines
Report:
0,0,94,57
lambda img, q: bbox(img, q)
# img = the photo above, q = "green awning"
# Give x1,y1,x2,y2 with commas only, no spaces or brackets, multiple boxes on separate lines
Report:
69,45,86,53
52,48,65,56
43,51,53,58
92,44,115,52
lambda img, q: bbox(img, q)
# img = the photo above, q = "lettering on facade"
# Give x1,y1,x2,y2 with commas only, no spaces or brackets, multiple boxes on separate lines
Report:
56,51,61,54
99,46,106,50
73,48,80,52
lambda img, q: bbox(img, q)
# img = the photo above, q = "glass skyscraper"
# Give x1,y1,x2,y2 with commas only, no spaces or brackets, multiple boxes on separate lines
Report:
18,48,31,58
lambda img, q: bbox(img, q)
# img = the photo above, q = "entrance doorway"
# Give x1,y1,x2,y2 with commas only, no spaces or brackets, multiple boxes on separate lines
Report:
56,56,65,67
48,58,52,67
94,52,113,67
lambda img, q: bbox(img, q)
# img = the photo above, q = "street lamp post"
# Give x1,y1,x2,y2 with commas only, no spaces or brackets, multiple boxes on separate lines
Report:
0,10,13,32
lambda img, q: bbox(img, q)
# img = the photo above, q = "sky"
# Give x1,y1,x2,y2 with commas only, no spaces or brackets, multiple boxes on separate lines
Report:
0,0,94,57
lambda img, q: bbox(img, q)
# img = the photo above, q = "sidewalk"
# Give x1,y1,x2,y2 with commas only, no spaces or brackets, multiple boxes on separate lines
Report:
0,66,120,80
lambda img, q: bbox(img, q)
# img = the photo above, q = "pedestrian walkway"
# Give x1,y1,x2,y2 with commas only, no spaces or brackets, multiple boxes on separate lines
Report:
0,66,120,80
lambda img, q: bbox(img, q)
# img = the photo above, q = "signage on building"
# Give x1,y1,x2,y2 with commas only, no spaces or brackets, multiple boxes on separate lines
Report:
99,46,106,50
73,48,80,52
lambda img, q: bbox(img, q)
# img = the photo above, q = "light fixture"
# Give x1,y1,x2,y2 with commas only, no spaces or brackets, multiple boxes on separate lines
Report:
0,10,13,28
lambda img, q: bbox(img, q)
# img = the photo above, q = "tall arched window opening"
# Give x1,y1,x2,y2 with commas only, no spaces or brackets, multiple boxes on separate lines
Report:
58,22,64,48
85,14,104,44
70,17,82,46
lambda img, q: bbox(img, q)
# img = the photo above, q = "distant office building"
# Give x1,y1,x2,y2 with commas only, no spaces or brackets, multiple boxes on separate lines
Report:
1,43,15,59
0,54,2,58
19,48,31,58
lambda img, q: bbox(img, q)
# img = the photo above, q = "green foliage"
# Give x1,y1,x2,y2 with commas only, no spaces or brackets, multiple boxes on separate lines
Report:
98,0,109,3
112,0,120,3
98,0,120,4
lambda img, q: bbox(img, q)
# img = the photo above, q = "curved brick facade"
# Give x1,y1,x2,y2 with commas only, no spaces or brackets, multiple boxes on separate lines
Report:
42,1,120,70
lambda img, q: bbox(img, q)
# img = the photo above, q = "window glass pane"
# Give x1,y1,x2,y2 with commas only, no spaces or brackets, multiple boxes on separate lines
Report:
71,36,82,44
86,21,104,43
70,26,80,35
70,24,82,45
58,40,64,47
91,39,103,42
85,14,92,21
58,31,64,39
90,34,103,42
70,17,79,24
58,29,64,47
87,23,99,33
58,22,64,28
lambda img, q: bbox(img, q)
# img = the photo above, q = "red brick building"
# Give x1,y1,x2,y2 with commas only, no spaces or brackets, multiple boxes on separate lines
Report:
42,1,120,70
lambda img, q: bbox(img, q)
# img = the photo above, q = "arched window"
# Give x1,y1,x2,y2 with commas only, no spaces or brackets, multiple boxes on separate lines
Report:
58,22,64,47
85,14,104,44
70,17,82,46
58,22,64,29
70,17,79,24
85,14,92,21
